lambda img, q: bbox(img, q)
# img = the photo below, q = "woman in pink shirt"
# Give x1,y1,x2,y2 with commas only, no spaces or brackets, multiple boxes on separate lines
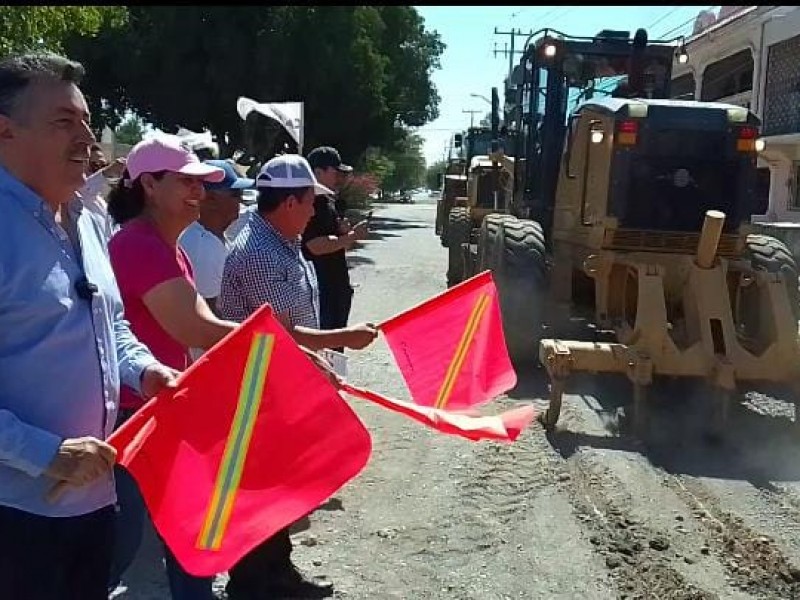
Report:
106,135,237,600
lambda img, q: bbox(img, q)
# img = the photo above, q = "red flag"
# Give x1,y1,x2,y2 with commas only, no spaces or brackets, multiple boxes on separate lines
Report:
108,305,372,577
342,384,535,443
380,271,517,410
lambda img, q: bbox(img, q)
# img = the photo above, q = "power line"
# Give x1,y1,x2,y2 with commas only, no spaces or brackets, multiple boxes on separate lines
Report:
645,7,683,32
462,109,482,128
658,17,695,39
537,7,565,23
545,7,574,29
656,6,716,40
493,27,536,79
494,8,572,76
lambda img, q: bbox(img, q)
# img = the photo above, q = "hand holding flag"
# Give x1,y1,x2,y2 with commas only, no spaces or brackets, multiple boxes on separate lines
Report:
379,271,518,411
106,271,534,575
108,306,372,576
350,271,534,442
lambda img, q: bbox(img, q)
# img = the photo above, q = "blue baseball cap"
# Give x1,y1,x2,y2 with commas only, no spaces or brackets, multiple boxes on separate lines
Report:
203,160,255,191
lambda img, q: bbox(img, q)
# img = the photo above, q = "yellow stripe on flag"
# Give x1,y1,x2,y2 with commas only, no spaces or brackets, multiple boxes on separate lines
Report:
433,292,491,410
196,333,275,551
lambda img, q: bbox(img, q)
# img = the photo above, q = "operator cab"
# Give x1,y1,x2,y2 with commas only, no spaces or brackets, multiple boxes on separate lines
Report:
587,98,761,234
512,28,676,240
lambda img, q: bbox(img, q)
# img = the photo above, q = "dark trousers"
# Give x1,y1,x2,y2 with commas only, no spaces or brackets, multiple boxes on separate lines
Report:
227,527,293,594
108,465,146,588
109,408,214,600
0,504,115,600
319,283,353,343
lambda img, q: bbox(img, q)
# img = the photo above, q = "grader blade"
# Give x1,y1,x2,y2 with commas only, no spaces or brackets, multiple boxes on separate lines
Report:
536,210,800,439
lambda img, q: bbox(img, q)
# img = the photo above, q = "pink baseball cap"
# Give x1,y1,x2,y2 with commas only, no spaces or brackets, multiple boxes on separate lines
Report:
125,134,226,183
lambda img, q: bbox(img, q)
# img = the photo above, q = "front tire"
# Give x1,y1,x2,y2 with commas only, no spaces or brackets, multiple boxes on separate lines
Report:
446,207,471,287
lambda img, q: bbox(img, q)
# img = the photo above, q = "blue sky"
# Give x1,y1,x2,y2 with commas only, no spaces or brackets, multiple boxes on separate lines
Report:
414,5,714,166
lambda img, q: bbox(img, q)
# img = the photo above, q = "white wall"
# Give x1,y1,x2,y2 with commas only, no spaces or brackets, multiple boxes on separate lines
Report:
673,6,800,223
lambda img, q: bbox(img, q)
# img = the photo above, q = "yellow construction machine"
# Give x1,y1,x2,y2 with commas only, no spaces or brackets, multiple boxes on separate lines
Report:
443,101,518,283
435,155,467,247
454,27,800,438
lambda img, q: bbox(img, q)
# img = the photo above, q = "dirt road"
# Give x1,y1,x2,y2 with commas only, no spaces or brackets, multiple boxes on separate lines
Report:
121,199,800,599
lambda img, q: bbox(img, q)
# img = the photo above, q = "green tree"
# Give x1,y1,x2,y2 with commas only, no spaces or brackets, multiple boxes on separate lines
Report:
64,7,444,165
0,7,126,55
425,159,447,191
382,131,426,193
377,7,444,127
114,114,146,147
363,148,395,191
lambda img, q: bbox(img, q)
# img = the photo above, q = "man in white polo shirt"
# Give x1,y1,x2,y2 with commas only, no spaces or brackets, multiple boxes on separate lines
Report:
179,159,254,360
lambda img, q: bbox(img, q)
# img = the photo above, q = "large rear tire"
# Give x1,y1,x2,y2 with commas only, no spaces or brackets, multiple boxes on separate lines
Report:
446,207,471,287
738,234,800,341
745,234,800,312
478,213,515,272
494,218,548,363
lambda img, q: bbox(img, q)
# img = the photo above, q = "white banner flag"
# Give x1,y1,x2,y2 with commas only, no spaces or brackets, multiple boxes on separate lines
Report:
237,96,305,153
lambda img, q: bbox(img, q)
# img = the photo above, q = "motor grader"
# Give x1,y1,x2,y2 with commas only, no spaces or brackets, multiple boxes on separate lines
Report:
451,27,800,438
444,93,519,280
437,125,505,249
435,156,467,246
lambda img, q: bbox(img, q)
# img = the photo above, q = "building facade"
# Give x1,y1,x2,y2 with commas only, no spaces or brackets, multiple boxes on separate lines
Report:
671,5,800,223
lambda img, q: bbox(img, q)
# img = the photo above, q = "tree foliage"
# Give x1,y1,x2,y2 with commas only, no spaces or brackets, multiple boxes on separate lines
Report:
425,159,447,191
65,7,444,166
0,7,126,56
363,148,395,190
114,114,146,147
382,131,426,193
339,173,380,210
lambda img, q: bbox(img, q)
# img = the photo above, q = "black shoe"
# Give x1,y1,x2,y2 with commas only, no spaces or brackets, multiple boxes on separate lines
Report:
262,566,334,599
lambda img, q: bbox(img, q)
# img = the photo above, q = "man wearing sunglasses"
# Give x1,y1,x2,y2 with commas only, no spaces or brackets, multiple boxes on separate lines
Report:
179,159,254,348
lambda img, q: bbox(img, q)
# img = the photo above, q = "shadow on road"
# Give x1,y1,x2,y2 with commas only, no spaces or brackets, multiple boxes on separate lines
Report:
368,216,429,231
318,497,345,511
366,230,401,241
347,254,375,267
362,215,430,242
510,366,800,486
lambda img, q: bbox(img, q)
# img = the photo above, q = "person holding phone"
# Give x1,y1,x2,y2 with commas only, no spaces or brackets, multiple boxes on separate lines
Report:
303,146,368,342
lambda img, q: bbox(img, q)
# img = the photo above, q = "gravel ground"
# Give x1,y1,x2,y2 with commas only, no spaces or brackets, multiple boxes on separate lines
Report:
117,198,800,600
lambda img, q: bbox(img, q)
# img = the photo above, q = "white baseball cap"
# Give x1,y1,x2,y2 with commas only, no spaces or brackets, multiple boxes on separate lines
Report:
255,154,334,197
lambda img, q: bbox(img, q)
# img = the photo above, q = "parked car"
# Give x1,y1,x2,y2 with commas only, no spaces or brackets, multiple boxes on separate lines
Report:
398,190,414,204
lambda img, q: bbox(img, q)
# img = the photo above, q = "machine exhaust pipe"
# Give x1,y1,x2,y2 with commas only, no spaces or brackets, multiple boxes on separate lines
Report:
695,210,726,269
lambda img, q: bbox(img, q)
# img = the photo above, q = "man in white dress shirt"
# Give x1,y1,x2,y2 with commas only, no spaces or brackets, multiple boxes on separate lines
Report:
179,159,254,359
77,143,125,243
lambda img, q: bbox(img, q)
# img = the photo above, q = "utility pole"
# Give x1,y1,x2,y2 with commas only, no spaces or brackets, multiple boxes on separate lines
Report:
462,109,481,128
493,28,535,79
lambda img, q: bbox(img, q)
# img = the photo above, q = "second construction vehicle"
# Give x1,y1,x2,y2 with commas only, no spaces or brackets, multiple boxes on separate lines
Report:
436,124,506,250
